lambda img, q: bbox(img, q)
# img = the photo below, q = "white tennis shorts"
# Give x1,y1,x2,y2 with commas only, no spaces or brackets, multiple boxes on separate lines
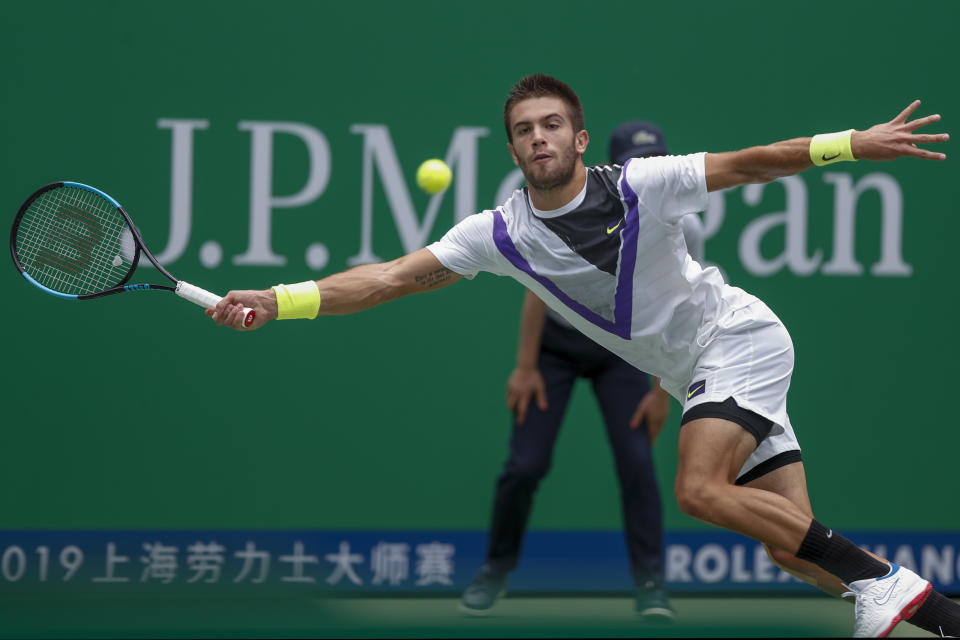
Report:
683,298,802,480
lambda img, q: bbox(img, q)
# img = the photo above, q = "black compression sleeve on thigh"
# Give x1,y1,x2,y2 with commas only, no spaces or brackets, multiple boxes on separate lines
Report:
680,397,773,446
795,519,890,584
908,591,960,637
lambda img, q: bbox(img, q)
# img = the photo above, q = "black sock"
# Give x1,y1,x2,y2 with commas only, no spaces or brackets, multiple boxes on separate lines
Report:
794,519,890,584
908,591,960,637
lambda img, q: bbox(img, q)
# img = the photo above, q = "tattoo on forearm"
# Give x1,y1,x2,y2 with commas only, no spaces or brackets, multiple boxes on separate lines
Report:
415,267,454,288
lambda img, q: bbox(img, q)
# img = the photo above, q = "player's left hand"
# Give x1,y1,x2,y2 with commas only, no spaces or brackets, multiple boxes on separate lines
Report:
852,101,949,162
629,387,671,443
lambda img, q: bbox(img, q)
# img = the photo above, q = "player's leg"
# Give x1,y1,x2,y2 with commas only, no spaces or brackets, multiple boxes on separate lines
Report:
731,419,859,597
743,442,960,636
675,293,957,636
679,302,932,636
674,416,817,550
748,455,960,636
589,358,673,620
675,418,937,637
742,460,849,596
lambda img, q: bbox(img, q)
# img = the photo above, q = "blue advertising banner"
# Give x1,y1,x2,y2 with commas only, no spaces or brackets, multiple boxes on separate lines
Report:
2,530,957,595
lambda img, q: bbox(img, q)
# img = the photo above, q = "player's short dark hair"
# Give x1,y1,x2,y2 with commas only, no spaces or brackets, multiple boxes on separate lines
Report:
503,74,585,143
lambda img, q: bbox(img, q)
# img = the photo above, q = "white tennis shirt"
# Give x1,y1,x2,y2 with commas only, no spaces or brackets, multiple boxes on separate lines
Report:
426,154,759,401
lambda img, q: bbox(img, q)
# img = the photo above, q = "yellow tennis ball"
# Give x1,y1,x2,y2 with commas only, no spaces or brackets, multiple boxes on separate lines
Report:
416,159,452,195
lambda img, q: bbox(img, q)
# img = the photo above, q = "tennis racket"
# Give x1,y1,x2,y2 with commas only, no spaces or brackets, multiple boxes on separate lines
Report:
10,181,255,327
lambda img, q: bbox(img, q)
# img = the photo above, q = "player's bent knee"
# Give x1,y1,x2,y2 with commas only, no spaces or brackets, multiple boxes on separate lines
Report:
674,478,724,523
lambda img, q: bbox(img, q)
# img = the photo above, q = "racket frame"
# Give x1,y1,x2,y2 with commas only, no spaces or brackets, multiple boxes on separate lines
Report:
11,181,255,327
10,181,179,298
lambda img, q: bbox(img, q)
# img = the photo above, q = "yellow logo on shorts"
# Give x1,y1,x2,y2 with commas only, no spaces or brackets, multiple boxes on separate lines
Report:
687,381,706,400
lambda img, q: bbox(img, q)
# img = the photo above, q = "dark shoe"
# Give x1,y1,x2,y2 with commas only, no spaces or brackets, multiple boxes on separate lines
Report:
635,577,675,622
458,566,508,616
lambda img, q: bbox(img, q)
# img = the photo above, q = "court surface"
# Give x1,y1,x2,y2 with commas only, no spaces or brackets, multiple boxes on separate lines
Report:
0,593,942,638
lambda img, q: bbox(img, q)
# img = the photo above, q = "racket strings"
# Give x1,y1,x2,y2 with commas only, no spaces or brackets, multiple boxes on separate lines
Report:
15,187,132,295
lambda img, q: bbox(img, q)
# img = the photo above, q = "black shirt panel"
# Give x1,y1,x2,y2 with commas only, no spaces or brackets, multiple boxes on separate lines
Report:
534,167,626,277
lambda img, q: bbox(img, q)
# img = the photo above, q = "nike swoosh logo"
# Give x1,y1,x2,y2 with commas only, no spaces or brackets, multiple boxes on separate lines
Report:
874,577,900,606
821,152,841,162
606,219,623,234
687,383,705,399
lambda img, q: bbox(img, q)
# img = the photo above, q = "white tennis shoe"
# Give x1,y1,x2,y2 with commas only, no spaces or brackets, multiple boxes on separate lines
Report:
843,563,932,637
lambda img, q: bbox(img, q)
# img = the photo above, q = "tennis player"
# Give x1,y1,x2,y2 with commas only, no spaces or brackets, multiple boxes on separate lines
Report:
209,75,955,637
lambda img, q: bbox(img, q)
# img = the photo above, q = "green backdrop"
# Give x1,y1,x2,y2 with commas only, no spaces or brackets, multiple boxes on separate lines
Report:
1,0,957,533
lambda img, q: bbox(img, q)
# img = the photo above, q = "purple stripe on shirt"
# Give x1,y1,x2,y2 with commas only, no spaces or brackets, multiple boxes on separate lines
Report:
491,164,640,340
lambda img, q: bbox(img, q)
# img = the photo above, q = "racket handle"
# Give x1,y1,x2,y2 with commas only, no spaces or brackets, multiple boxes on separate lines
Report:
175,281,256,328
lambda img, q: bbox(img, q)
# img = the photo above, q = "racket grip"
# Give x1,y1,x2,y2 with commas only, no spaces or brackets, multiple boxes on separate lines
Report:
175,281,256,328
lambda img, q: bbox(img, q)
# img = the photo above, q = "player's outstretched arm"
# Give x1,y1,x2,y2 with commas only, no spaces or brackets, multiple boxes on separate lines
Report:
312,248,461,315
207,248,461,330
704,100,948,192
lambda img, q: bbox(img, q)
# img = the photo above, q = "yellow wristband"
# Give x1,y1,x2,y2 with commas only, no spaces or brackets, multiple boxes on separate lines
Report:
272,281,321,320
810,129,857,166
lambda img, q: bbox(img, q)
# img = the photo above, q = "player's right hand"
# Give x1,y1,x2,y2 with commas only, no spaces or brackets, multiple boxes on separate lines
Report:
506,366,548,426
207,289,277,331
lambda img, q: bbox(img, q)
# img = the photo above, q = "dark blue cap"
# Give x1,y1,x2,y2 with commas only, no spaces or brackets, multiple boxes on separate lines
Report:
608,120,668,165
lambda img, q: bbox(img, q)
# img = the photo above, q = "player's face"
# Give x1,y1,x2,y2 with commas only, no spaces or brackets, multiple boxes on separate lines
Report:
508,96,588,191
